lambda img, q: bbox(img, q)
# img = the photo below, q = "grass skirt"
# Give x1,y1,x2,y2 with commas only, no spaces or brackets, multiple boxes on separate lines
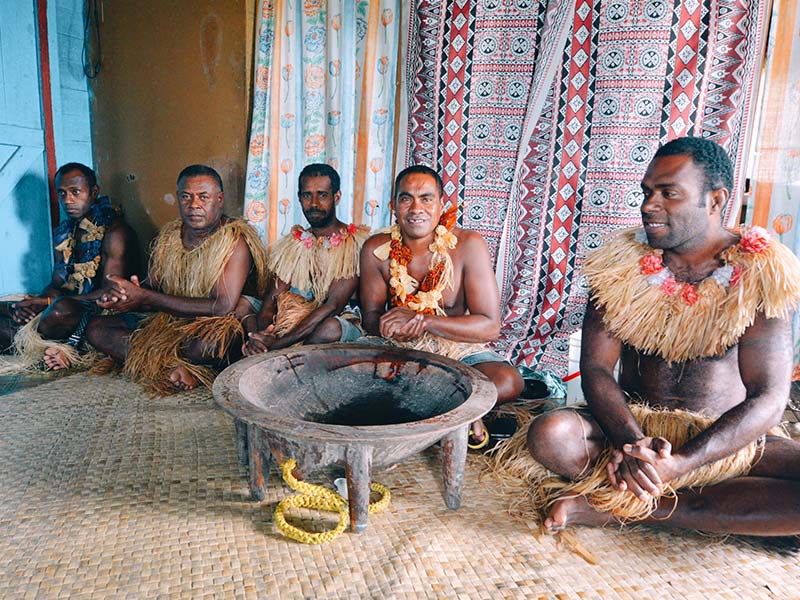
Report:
124,313,243,396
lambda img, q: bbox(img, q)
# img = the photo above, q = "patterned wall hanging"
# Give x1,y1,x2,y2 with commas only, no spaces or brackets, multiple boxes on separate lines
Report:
399,0,767,374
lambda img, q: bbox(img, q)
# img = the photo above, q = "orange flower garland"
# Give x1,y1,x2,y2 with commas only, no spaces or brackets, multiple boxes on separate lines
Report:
388,206,458,315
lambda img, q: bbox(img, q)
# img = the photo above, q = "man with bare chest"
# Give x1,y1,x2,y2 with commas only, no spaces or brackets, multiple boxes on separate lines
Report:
360,166,523,447
523,137,800,536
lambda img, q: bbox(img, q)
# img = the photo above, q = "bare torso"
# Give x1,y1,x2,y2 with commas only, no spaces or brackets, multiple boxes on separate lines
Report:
619,345,745,418
616,229,747,419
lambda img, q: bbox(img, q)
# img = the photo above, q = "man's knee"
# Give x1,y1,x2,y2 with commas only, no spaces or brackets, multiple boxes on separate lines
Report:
84,317,104,348
0,316,18,352
498,366,524,402
233,296,255,318
474,362,524,403
527,411,572,459
526,410,589,478
306,317,342,344
37,297,82,338
85,317,122,351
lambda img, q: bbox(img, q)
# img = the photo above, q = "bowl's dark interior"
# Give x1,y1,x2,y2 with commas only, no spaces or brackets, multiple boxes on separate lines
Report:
238,348,472,427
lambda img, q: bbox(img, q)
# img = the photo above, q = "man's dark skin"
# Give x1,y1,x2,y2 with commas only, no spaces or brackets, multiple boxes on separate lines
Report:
85,173,258,390
243,173,356,354
527,153,800,535
360,170,524,441
0,168,136,369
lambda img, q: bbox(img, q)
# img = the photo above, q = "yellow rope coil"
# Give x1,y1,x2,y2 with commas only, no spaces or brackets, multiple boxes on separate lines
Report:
274,458,391,544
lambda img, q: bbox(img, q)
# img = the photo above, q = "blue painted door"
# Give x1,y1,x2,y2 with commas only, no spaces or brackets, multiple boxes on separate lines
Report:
0,1,54,296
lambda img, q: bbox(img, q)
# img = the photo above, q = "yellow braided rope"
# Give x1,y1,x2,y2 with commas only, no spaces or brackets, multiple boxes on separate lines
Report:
274,459,391,544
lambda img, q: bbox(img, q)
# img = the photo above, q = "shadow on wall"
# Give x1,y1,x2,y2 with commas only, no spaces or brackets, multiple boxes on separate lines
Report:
109,171,158,269
215,159,245,218
12,173,53,294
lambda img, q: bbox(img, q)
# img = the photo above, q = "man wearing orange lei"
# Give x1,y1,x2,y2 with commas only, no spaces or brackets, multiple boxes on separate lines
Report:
360,165,523,448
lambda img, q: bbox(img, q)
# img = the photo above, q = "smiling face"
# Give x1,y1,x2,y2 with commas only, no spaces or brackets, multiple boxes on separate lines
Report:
393,172,444,241
55,169,98,220
639,154,725,251
298,175,339,229
177,175,224,231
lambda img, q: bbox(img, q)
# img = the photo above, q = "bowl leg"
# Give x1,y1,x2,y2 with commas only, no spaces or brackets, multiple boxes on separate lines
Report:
345,446,373,533
441,425,469,509
247,424,271,501
234,419,249,467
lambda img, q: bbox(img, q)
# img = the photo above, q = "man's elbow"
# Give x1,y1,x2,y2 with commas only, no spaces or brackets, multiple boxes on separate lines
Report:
764,394,789,429
469,318,499,343
485,321,500,341
210,297,239,316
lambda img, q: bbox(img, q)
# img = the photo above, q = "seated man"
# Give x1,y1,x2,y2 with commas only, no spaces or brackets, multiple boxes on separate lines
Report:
86,165,268,394
519,137,800,536
243,163,369,355
0,162,137,371
359,165,523,447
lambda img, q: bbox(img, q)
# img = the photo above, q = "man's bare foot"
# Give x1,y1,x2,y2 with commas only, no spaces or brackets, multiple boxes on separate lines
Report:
468,419,489,450
544,496,614,532
43,346,71,371
169,365,198,391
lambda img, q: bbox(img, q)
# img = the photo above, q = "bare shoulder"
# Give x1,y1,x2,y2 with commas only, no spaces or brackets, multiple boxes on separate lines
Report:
362,231,391,254
102,218,137,249
453,227,487,246
233,233,253,256
452,227,491,259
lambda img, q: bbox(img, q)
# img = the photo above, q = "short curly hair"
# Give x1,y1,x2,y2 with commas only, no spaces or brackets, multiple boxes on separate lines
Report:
55,163,97,189
394,165,444,198
299,163,341,194
177,164,224,192
653,137,733,195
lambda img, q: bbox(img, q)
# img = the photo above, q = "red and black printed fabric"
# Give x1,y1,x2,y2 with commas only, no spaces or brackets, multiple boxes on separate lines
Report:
402,0,766,374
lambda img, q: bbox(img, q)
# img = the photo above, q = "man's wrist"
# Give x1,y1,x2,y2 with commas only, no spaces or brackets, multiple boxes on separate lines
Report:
142,287,155,303
669,451,693,476
611,432,646,449
420,313,431,333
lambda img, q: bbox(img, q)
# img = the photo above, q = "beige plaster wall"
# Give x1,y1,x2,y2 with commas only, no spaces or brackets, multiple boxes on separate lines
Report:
91,0,256,255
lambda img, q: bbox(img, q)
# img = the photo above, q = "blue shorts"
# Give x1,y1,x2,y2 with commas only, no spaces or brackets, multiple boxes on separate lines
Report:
335,307,365,342
120,312,149,330
461,349,509,367
243,295,263,312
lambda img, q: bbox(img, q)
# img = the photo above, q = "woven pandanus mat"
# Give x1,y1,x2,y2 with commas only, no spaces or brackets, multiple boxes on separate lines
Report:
0,373,797,599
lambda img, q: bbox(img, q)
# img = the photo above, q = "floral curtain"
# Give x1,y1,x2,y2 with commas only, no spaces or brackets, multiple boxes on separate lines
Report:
746,0,800,374
244,0,401,244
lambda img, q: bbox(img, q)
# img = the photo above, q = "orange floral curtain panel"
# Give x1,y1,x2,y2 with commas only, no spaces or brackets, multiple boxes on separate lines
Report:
244,0,401,243
746,0,800,373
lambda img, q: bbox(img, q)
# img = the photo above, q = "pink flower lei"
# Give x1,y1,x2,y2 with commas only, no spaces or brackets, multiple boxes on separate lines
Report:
292,224,357,250
634,226,772,306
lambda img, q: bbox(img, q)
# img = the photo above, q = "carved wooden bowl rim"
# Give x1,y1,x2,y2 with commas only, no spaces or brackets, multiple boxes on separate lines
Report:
213,343,498,443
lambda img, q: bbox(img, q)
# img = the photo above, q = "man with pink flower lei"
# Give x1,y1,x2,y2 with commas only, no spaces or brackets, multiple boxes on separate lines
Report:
360,165,524,449
243,164,369,354
514,137,800,537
